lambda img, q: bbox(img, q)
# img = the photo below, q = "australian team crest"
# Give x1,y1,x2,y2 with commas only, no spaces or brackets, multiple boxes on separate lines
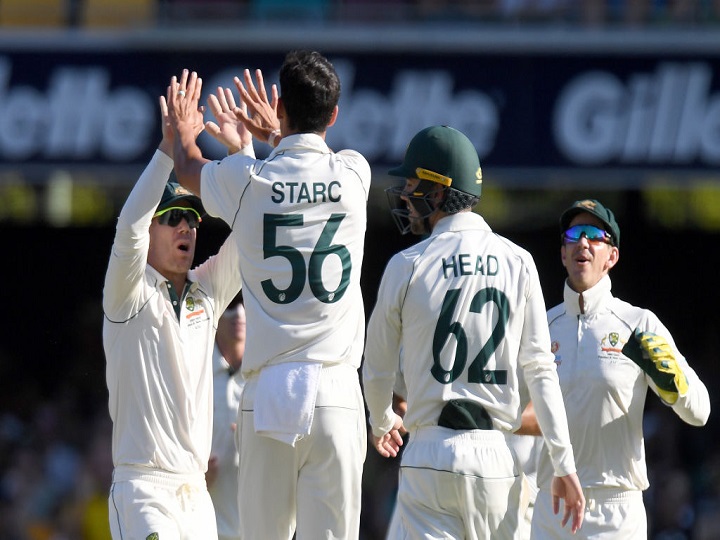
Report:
600,331,625,354
185,296,195,312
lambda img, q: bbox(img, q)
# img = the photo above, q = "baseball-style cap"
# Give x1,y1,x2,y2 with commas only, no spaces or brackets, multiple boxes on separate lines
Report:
560,199,620,247
388,125,483,198
156,181,204,215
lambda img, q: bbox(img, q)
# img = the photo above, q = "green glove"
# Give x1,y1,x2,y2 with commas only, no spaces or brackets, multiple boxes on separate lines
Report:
622,330,688,404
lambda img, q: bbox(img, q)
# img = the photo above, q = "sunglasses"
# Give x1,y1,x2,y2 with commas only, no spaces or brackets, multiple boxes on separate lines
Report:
153,206,202,229
563,224,613,245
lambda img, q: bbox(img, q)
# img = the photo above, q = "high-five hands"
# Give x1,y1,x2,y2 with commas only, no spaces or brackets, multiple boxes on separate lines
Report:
232,68,281,145
205,86,252,154
167,69,205,141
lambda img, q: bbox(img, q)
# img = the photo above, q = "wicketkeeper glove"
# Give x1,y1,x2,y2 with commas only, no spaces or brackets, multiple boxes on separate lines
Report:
622,329,689,404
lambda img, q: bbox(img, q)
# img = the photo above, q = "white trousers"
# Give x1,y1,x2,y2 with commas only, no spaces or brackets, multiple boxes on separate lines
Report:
387,426,522,540
236,363,367,540
109,467,218,540
531,487,646,539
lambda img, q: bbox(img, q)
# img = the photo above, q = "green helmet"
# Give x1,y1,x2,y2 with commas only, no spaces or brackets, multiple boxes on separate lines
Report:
388,125,483,198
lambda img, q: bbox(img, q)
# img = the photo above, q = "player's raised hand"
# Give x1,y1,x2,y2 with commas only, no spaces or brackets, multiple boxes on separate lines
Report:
205,86,252,154
167,69,205,140
158,95,174,158
551,472,585,534
232,68,281,144
622,329,688,404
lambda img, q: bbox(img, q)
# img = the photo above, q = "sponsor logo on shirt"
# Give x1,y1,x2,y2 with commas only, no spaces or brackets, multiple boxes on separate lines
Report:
185,296,207,326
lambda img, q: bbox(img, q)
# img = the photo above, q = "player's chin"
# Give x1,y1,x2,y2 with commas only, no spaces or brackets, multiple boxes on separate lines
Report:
174,255,194,272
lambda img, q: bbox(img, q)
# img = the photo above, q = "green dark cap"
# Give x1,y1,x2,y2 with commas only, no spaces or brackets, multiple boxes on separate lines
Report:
560,199,620,247
157,181,204,215
388,125,483,198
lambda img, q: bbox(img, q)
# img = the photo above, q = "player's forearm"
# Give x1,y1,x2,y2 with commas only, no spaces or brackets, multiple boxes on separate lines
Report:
672,373,711,426
172,129,208,196
528,372,576,476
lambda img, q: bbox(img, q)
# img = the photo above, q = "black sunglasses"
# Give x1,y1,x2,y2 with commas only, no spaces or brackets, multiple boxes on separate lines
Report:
153,206,202,229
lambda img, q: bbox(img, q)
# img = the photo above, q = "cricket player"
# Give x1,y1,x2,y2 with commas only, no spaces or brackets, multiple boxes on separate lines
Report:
207,293,246,540
168,51,370,539
362,125,584,539
531,199,710,539
103,91,243,539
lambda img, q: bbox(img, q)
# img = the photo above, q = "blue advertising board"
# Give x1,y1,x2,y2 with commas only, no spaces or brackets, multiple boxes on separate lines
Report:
2,32,720,186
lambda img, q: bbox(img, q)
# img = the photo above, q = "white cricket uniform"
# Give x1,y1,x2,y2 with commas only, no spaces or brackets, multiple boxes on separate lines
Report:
209,345,245,540
103,150,242,540
508,433,540,540
363,212,577,539
200,133,370,540
532,275,710,540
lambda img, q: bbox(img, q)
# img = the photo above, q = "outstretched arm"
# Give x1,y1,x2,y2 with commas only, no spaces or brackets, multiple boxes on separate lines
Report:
167,69,209,196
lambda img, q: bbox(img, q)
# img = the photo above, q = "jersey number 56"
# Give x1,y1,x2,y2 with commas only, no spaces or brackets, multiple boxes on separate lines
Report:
262,213,351,304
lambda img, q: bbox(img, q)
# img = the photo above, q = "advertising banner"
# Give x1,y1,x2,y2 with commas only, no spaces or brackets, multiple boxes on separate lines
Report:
2,41,719,186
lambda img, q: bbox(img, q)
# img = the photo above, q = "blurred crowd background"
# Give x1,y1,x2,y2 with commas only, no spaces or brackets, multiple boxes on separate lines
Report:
1,0,720,27
2,1,720,539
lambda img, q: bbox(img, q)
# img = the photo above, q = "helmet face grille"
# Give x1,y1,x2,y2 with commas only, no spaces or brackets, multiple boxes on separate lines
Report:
385,185,438,235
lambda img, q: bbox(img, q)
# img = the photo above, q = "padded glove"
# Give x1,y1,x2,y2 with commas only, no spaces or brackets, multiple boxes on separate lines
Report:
622,329,688,404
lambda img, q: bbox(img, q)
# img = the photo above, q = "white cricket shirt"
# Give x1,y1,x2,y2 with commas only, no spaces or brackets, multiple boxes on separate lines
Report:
200,134,371,373
536,275,710,491
363,212,576,476
103,150,242,475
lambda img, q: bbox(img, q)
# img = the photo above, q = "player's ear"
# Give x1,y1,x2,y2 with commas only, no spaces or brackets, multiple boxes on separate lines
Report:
605,245,619,271
327,105,339,128
277,97,285,120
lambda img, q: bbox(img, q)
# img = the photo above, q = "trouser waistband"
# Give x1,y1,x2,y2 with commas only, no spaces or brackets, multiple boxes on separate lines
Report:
112,465,206,489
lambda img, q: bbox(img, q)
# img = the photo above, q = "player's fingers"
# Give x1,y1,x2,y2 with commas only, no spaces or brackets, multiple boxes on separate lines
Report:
168,77,178,108
184,70,197,100
204,121,222,140
224,87,238,111
383,440,398,458
244,68,261,102
234,77,255,113
178,69,189,90
159,95,168,119
212,87,227,111
390,430,404,448
572,507,583,533
194,76,203,103
270,83,279,109
373,440,390,458
552,495,560,515
207,94,222,118
232,106,249,122
560,505,570,528
255,69,268,102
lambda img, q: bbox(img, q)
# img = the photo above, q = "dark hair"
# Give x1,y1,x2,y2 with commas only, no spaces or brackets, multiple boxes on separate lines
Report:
279,50,340,134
